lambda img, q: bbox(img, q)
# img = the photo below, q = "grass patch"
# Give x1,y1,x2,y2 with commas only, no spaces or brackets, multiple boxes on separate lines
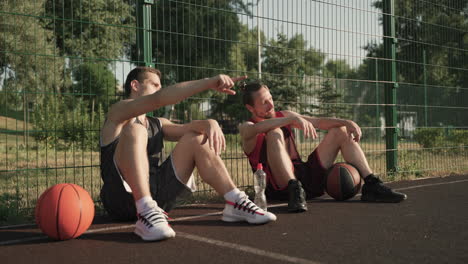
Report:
1,116,467,225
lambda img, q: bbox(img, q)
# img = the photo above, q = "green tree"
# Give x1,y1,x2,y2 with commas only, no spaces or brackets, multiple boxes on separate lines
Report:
228,24,266,75
370,0,468,127
43,0,134,60
141,0,253,122
0,0,65,143
262,33,325,111
148,0,252,80
210,25,266,123
324,59,355,79
315,79,348,118
72,62,119,111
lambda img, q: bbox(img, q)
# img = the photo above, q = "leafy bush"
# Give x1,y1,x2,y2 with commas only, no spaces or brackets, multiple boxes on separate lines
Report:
33,95,104,149
449,130,468,146
413,128,445,148
0,192,27,225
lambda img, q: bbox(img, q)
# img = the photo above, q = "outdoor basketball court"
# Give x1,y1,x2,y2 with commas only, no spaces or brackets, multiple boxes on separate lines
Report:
1,174,467,264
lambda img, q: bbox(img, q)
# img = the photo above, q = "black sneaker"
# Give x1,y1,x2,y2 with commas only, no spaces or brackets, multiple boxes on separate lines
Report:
288,179,308,212
361,175,407,203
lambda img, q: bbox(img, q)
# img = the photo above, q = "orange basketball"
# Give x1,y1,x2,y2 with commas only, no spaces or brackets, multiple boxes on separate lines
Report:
35,183,95,240
325,163,362,201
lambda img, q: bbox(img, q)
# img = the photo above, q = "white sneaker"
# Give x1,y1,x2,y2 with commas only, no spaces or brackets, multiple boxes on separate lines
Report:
222,192,277,224
134,202,176,241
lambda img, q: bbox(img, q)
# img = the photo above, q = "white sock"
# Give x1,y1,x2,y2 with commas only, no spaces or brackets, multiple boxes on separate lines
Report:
223,188,242,202
135,196,155,214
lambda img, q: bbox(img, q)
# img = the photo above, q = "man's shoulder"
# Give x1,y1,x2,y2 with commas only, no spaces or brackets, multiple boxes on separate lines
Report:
239,120,254,129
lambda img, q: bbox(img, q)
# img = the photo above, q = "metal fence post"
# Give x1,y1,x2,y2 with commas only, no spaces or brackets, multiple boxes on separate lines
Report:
423,48,428,127
383,0,398,174
137,0,155,67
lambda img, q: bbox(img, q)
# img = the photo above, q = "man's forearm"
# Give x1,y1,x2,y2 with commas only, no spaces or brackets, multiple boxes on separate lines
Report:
241,117,293,140
186,119,213,134
151,78,212,106
302,116,347,131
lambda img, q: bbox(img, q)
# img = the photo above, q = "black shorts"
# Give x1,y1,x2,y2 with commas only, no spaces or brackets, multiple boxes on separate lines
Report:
100,156,194,221
265,149,328,200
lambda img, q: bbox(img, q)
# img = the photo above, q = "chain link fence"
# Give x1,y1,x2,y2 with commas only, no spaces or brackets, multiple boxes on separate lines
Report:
1,0,467,225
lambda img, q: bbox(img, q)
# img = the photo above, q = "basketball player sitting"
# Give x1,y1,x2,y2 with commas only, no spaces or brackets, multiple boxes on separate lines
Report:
100,68,276,242
238,81,407,213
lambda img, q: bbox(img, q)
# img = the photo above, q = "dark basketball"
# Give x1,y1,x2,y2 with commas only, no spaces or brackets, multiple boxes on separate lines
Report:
325,163,361,201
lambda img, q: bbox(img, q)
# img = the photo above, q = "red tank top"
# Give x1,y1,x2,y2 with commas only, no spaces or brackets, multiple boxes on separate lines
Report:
245,111,302,190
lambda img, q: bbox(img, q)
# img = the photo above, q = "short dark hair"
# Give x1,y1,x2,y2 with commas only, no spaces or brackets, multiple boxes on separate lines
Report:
124,67,161,98
241,81,268,106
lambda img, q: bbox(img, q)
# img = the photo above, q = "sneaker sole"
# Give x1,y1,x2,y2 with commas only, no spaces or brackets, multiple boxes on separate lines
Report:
288,206,308,213
221,214,275,224
361,195,407,203
134,226,176,241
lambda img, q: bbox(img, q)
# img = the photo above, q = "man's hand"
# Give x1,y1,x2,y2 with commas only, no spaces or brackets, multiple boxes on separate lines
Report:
200,119,226,155
290,116,318,139
343,120,362,142
208,74,248,95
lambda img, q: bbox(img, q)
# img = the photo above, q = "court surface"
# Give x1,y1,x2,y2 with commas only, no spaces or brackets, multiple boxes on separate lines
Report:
1,174,467,264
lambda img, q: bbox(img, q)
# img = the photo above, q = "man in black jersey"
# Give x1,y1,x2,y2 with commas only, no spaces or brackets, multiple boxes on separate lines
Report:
100,67,276,241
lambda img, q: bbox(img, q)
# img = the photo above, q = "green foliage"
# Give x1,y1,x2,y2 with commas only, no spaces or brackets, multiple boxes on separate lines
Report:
413,128,445,148
149,0,249,81
43,0,134,59
0,0,65,111
449,130,468,146
32,95,104,149
0,192,27,225
225,133,242,147
414,128,468,155
324,59,356,79
369,0,468,127
262,33,324,110
228,24,265,74
315,79,348,118
72,62,119,110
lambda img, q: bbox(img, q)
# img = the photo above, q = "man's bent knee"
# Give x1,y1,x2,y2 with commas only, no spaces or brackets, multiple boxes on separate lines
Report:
266,128,284,141
179,131,205,145
328,126,349,142
120,122,148,141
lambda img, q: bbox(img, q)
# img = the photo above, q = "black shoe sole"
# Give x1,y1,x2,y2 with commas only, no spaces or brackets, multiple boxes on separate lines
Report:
361,194,407,203
288,206,308,213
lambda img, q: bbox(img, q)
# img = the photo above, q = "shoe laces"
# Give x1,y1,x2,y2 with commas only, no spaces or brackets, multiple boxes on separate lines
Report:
368,178,393,194
232,192,261,215
138,206,169,228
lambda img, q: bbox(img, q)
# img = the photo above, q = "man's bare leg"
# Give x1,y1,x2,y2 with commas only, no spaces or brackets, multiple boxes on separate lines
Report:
264,128,307,212
171,132,236,195
172,132,277,223
316,126,373,177
114,122,175,241
265,128,296,188
316,127,407,203
114,122,152,201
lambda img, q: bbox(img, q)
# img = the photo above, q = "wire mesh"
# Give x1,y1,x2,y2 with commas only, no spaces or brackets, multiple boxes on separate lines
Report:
0,0,466,225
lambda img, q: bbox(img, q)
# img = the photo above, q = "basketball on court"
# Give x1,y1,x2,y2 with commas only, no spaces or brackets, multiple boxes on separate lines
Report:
35,183,95,240
325,163,362,201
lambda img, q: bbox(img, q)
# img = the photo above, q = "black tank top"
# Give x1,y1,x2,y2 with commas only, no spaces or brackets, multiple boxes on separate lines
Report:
100,116,164,183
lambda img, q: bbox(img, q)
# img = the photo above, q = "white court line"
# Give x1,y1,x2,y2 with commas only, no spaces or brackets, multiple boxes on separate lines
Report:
394,179,468,191
1,178,467,248
178,231,321,264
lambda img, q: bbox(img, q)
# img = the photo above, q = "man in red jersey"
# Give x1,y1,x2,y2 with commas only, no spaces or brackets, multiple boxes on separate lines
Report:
239,81,407,212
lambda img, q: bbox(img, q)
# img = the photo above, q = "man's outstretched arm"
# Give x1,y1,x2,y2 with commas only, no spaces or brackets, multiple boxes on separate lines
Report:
108,75,247,124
